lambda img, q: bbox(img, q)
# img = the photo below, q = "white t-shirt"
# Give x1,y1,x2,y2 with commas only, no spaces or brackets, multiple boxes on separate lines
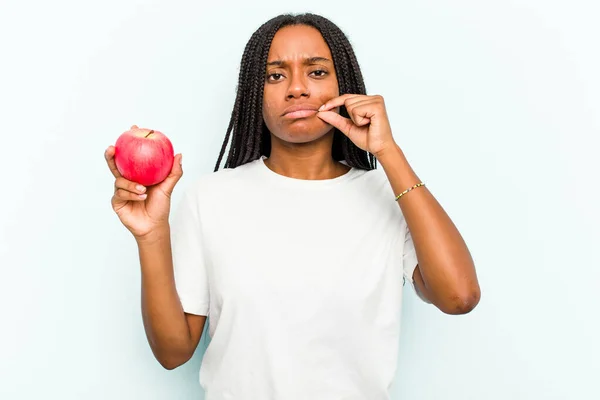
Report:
171,156,428,400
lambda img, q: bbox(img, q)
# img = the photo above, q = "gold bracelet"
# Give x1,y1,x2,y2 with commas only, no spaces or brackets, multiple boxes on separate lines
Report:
394,182,425,201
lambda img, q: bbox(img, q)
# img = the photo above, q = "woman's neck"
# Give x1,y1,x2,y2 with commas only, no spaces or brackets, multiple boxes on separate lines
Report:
264,135,350,180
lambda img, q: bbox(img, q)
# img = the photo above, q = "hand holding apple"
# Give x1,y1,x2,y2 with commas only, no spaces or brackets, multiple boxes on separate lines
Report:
105,125,183,240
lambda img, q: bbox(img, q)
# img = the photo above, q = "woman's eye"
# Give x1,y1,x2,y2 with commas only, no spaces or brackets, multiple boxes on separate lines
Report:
267,70,327,81
311,70,327,77
267,73,283,81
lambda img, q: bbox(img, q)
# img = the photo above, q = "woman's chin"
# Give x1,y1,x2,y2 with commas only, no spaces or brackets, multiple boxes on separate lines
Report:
274,120,334,143
278,129,333,144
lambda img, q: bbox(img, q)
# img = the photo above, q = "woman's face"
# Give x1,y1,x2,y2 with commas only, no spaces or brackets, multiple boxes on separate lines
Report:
262,24,340,144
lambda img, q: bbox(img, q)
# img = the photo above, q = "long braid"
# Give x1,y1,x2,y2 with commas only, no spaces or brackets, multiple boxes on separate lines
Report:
215,25,263,169
215,13,377,172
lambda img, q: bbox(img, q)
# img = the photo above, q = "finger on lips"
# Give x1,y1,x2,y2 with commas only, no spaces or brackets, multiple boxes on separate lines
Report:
319,94,362,112
316,110,353,134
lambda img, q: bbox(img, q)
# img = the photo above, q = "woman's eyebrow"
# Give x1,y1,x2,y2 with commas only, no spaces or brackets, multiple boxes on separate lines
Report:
266,57,332,67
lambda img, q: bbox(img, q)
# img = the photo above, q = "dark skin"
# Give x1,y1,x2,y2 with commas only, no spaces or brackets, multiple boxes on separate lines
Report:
104,23,479,370
262,25,350,180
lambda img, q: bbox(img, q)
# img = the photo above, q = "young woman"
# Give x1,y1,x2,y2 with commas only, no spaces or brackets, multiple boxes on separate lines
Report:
105,12,480,400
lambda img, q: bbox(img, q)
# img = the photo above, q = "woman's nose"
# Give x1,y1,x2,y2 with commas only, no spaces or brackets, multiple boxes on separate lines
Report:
286,74,310,99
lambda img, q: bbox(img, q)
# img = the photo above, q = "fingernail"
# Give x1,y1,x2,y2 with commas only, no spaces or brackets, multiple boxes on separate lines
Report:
179,155,183,165
318,104,325,111
139,194,147,199
136,185,145,192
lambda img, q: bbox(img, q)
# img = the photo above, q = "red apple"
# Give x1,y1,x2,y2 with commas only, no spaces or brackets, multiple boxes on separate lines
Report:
114,127,174,186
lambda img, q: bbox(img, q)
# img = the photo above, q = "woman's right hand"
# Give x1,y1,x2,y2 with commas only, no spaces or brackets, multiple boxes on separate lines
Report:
105,125,183,240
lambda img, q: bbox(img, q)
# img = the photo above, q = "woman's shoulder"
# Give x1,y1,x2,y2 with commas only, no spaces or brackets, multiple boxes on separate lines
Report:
355,166,392,189
350,167,402,208
181,158,262,197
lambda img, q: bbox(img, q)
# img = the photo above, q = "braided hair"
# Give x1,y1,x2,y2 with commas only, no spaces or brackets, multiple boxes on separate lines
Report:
214,13,377,172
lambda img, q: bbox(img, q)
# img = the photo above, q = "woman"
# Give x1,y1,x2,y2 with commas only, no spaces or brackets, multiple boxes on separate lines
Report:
105,12,480,399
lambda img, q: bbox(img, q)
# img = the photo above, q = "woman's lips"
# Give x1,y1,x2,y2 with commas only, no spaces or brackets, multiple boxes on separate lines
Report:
283,109,318,119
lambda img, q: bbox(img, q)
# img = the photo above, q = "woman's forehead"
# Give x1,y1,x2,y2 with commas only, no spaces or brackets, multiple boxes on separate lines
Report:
267,25,332,61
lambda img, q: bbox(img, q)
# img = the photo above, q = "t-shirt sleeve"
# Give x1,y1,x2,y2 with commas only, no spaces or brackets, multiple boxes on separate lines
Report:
402,223,432,304
170,185,210,316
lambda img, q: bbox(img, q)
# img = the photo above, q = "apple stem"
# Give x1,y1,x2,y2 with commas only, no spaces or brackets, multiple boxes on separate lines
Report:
145,130,154,138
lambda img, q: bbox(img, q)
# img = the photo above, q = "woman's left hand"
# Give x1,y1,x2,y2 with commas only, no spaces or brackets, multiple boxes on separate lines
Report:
316,94,397,158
